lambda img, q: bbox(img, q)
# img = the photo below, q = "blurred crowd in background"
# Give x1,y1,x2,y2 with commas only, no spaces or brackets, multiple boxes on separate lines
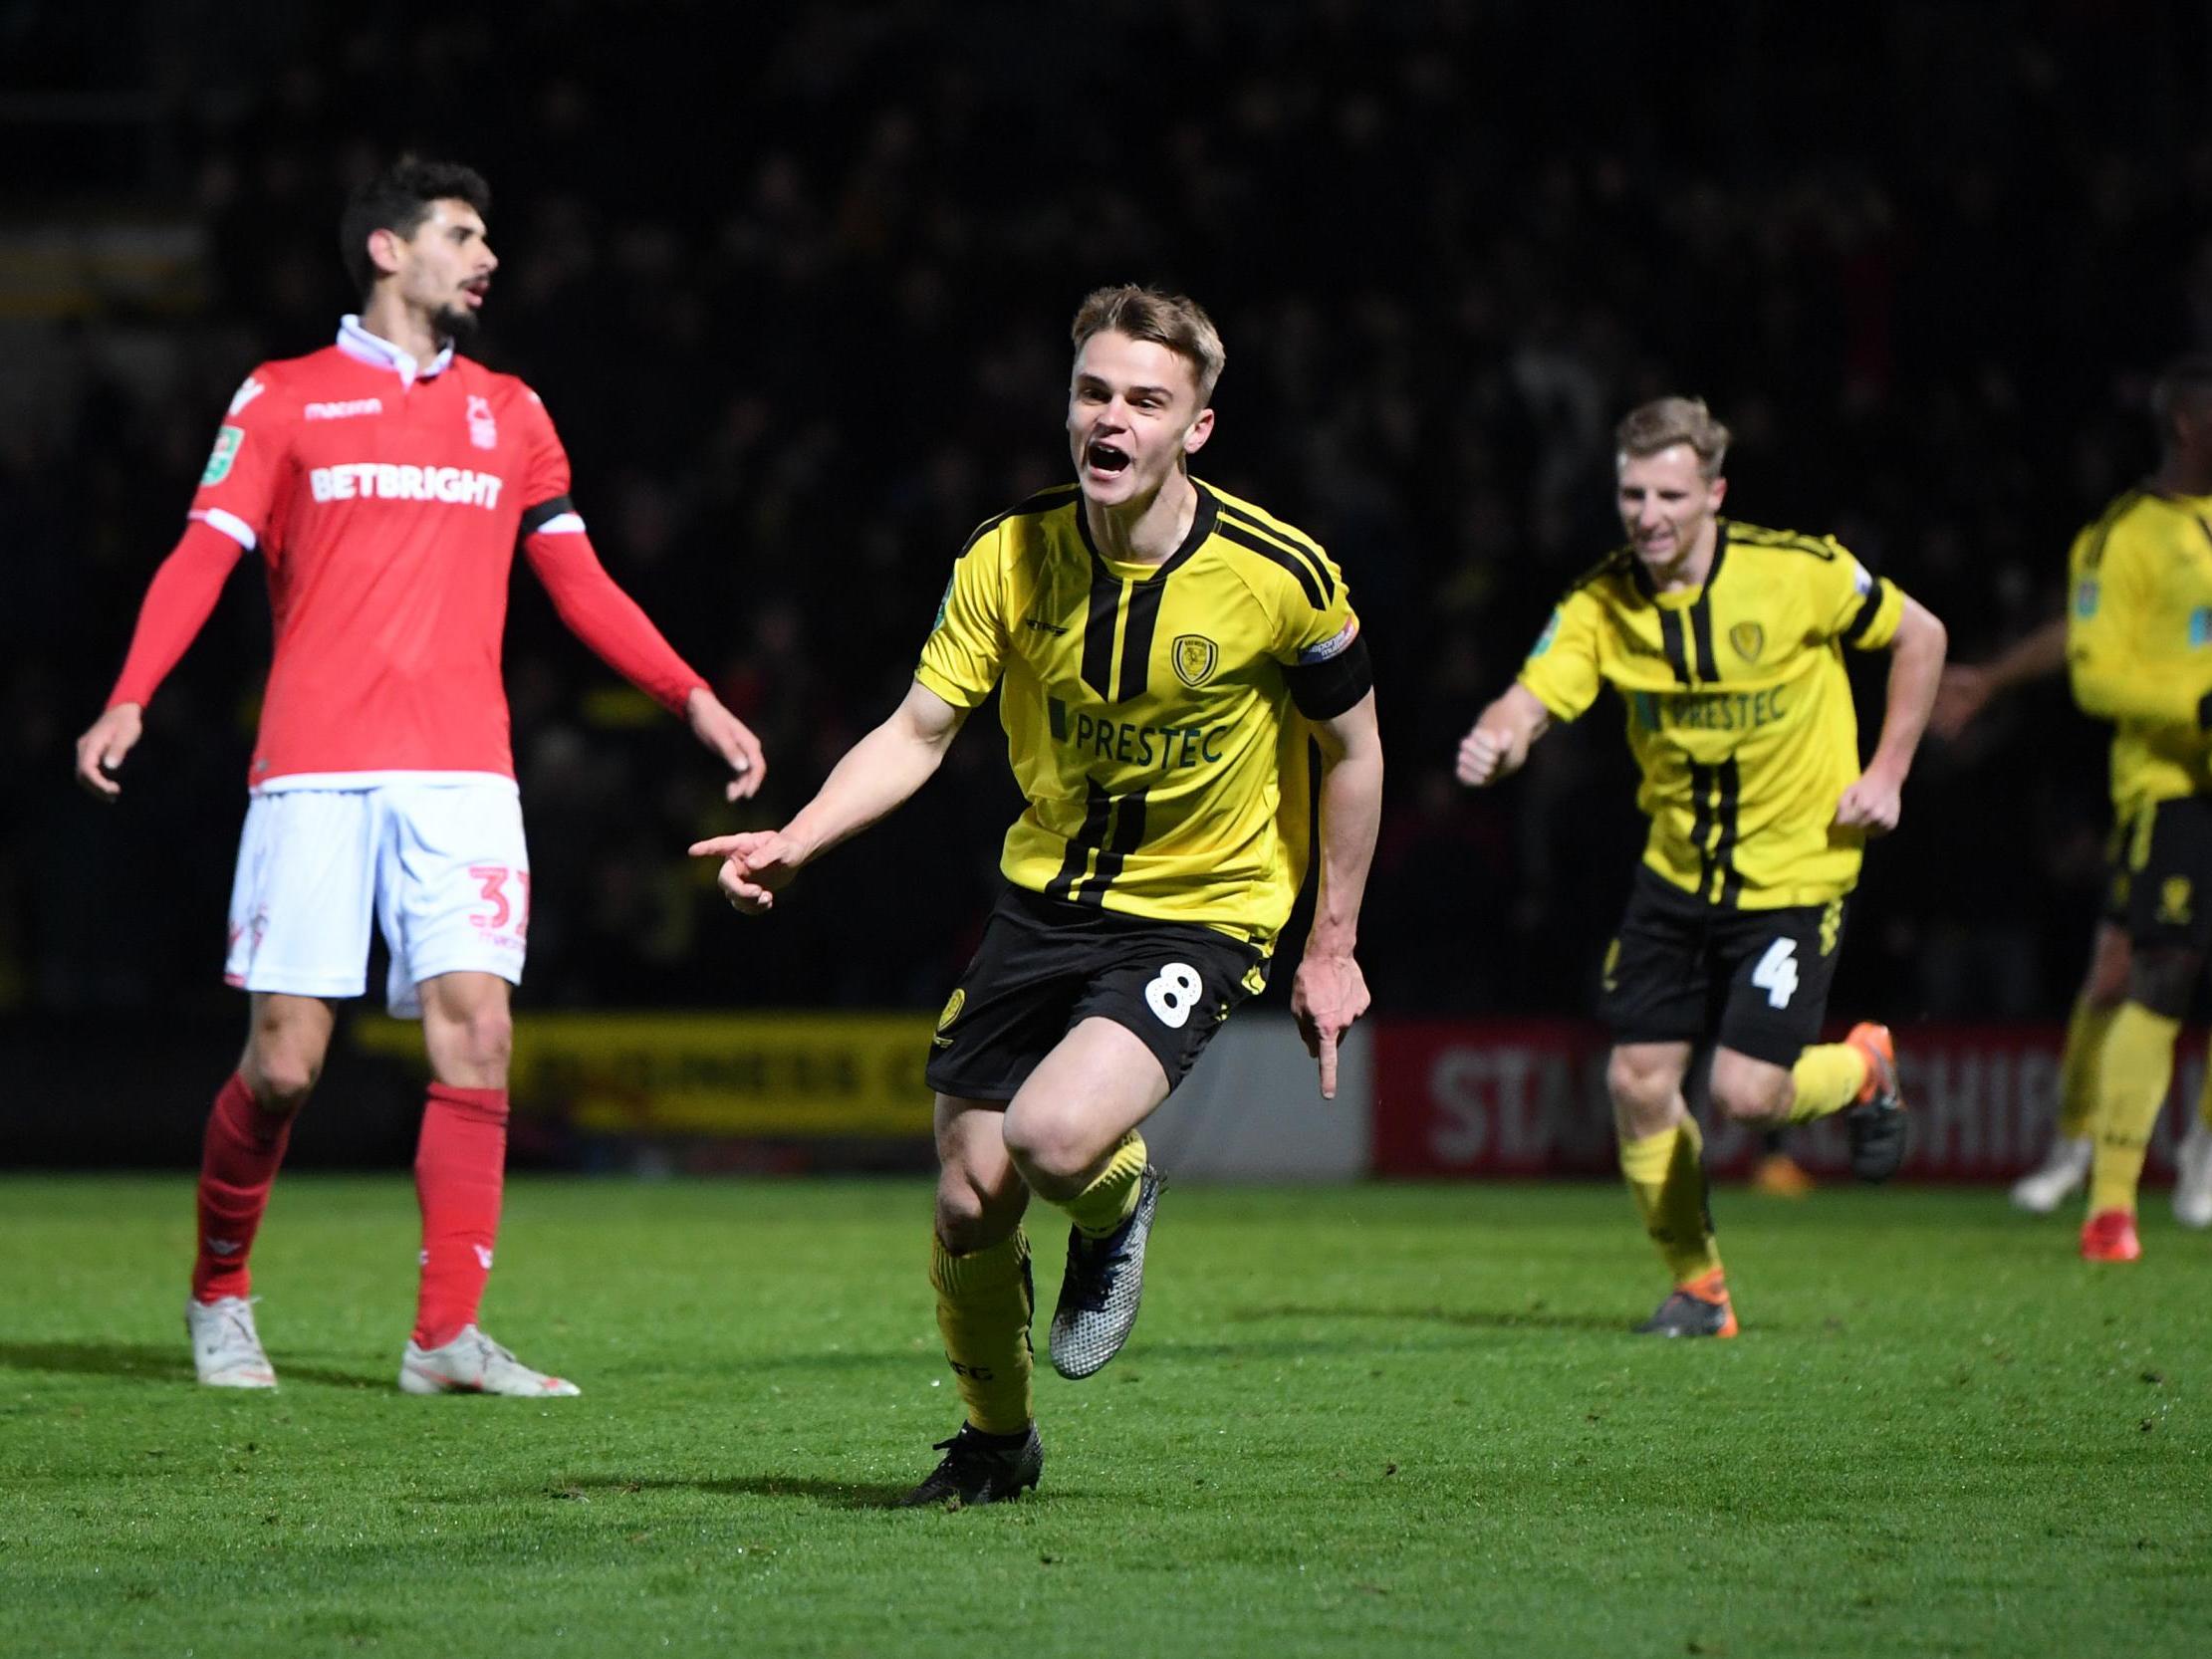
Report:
6,0,2211,1026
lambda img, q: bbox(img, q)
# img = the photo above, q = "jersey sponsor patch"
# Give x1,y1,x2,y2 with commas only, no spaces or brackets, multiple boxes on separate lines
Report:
202,425,245,485
1530,607,1563,657
1298,615,1359,665
304,398,382,420
309,463,504,508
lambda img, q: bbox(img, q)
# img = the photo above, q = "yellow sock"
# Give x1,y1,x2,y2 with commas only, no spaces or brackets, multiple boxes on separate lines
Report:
2089,1004,2180,1217
1058,1132,1147,1239
2058,998,2118,1140
1619,1117,1723,1286
929,1230,1034,1435
1785,1042,1868,1124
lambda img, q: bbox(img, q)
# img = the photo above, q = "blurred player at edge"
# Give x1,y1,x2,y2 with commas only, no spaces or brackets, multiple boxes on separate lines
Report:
72,158,765,1395
692,286,1381,1503
1458,397,1946,1336
2060,356,2212,1259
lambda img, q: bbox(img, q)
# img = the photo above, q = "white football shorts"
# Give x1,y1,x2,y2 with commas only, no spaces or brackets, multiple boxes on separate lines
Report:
223,776,530,1017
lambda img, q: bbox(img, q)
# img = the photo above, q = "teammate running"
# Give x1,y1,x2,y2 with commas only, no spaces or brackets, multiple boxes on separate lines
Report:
2065,355,2212,1258
1459,396,1946,1335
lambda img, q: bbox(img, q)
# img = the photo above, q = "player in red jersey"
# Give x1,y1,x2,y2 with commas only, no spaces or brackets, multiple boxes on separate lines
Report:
71,157,765,1395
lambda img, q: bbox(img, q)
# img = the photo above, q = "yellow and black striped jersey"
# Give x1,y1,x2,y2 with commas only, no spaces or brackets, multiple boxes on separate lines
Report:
916,480,1360,948
2066,487,2212,816
1518,520,1907,909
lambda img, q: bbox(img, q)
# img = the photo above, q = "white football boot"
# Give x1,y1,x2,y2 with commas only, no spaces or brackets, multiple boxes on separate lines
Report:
2010,1134,2092,1214
399,1324,580,1397
2173,1120,2212,1229
186,1296,277,1389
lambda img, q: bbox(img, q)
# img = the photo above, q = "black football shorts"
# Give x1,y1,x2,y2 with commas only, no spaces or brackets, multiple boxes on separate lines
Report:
1599,865,1847,1067
2123,795,2212,953
923,883,1269,1100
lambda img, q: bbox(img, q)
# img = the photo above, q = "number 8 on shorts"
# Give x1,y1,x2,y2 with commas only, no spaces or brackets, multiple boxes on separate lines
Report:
1144,962,1204,1029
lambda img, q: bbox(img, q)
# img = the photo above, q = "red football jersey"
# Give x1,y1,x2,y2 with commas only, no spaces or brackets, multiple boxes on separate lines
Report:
177,318,693,785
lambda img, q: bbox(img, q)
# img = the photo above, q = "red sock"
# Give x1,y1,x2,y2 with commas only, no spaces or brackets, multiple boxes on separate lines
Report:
191,1072,294,1304
413,1082,509,1348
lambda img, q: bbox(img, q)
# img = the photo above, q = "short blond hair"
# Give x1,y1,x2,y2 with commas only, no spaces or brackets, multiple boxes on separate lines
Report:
1615,396,1731,481
1071,284,1226,404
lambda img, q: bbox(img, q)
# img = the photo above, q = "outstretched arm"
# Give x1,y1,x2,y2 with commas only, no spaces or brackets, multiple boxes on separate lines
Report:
1291,689,1382,1099
1930,613,2065,740
74,521,245,799
1837,593,1948,832
689,678,967,914
1455,681,1554,788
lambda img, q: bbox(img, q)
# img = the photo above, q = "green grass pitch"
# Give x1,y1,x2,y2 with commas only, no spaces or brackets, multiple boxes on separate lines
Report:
1,1176,2206,1658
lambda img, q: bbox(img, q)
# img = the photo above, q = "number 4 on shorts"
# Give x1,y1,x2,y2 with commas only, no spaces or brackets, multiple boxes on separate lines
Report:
1752,937,1799,1010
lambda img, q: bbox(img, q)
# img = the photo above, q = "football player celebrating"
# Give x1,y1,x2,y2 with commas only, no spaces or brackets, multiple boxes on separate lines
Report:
693,286,1382,1504
1459,397,1946,1336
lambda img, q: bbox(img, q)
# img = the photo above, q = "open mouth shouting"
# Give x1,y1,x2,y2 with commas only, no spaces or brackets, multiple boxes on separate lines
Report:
1084,438,1132,483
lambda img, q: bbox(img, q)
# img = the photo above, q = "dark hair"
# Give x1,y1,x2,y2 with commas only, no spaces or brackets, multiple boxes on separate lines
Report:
2151,354,2212,441
338,156,492,298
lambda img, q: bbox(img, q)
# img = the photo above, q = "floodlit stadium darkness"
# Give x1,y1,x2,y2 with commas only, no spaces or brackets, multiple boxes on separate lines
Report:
5,0,2211,1044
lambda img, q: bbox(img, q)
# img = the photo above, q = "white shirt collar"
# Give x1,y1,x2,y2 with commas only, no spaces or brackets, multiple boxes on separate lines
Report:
337,315,455,388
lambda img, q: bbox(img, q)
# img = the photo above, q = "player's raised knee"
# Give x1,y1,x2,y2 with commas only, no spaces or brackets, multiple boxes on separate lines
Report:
1710,1070,1789,1127
1000,1108,1101,1198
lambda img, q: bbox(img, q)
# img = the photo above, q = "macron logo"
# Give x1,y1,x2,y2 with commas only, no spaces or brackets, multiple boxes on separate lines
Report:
304,398,382,421
228,377,266,415
310,464,504,509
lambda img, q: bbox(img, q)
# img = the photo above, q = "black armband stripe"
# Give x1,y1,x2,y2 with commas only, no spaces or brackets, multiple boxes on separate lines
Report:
519,495,576,536
1217,521,1325,609
1842,579,1892,645
1286,633,1373,720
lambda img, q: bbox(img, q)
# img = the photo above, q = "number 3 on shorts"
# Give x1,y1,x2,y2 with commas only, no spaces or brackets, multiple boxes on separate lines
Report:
1751,936,1799,1010
1145,962,1204,1029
